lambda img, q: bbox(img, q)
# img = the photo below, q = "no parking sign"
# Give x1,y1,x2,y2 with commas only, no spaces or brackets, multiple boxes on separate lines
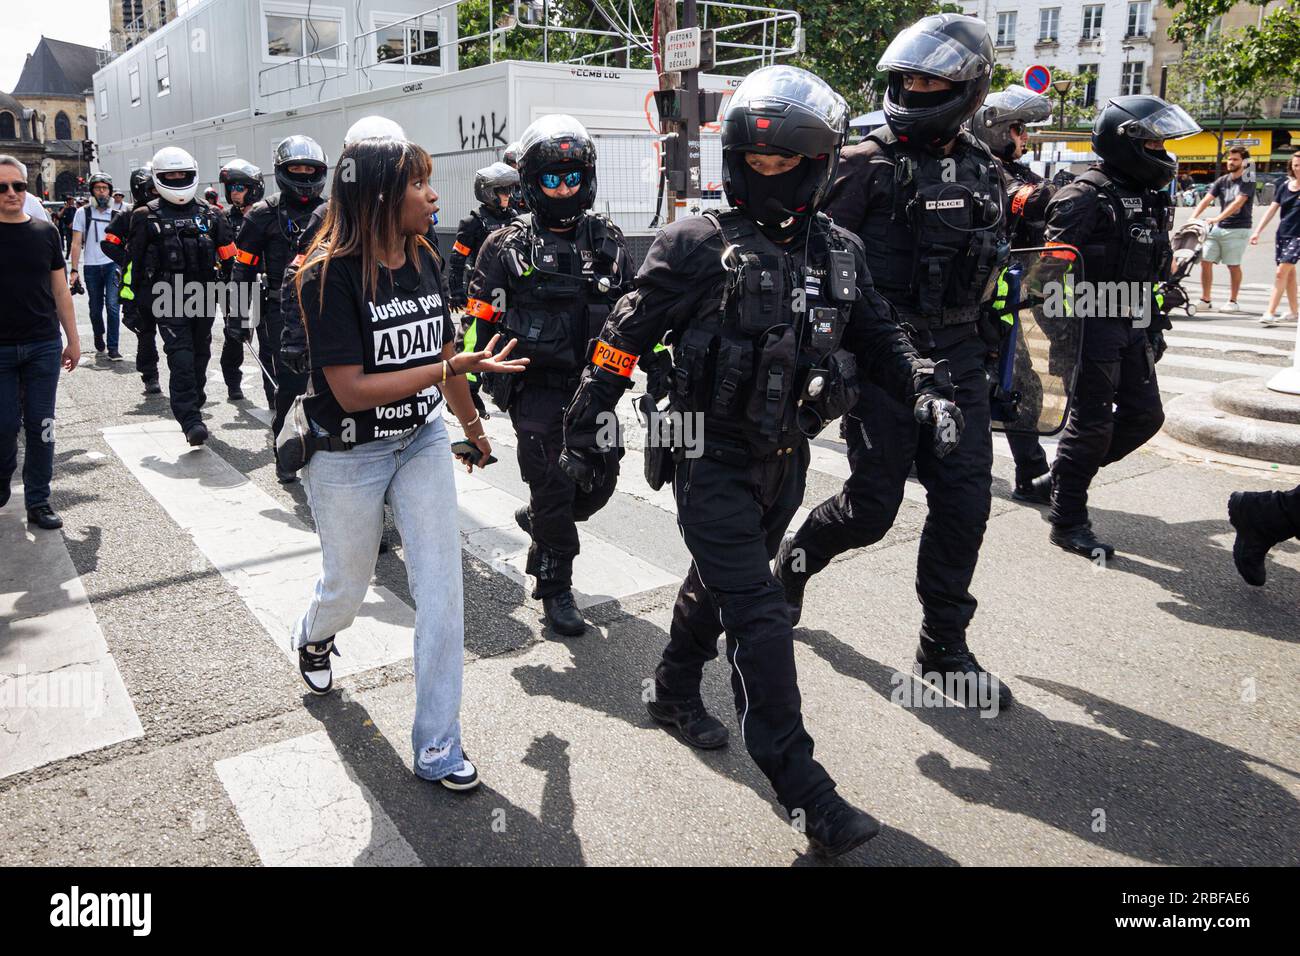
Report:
1023,65,1052,94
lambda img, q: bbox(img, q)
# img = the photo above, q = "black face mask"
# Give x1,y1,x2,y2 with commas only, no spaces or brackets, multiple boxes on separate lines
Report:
742,163,809,233
537,192,584,228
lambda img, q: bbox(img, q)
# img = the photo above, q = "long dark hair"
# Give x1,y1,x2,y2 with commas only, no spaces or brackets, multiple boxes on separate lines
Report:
296,138,435,310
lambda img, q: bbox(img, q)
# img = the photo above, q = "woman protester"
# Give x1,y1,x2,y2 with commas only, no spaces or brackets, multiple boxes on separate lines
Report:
292,136,527,790
1250,152,1300,326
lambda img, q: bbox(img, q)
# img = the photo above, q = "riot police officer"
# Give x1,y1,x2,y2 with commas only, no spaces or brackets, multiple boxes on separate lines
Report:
449,162,519,310
969,85,1056,504
466,115,632,637
774,13,1012,709
228,136,327,480
561,66,962,856
102,165,161,394
216,159,264,402
1038,96,1200,558
450,162,519,419
501,140,527,212
124,147,237,445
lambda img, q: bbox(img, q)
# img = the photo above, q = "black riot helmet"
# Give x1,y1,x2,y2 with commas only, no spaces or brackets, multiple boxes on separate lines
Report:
720,64,848,231
970,85,1052,161
502,140,522,169
879,13,994,150
273,135,328,206
474,161,519,207
517,115,597,229
129,164,156,205
219,158,264,206
1092,95,1201,190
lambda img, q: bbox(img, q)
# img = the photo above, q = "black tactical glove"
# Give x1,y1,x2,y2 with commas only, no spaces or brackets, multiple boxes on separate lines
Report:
558,446,617,494
451,295,469,313
563,364,631,453
911,359,964,459
1148,330,1167,364
224,318,252,344
281,344,309,375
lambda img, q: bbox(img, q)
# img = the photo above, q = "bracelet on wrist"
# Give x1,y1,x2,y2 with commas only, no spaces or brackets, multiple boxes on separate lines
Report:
462,413,480,430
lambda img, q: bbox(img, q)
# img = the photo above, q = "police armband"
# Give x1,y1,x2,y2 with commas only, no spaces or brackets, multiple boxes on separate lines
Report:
590,339,639,379
464,298,499,323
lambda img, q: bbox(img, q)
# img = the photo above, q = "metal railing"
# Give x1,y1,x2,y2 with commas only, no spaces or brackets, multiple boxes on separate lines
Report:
257,41,352,100
257,1,800,102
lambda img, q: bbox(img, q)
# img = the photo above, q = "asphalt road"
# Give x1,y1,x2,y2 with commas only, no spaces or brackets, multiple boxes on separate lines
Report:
1,231,1297,867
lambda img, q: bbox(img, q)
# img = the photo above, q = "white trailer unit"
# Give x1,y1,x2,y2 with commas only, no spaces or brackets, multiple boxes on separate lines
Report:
91,0,801,240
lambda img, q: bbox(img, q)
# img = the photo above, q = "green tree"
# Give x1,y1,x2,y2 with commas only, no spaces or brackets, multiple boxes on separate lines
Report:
1168,1,1300,92
1163,33,1283,174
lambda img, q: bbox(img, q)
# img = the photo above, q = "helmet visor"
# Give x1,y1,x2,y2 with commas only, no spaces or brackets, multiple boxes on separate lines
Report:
1120,104,1201,142
877,29,989,83
475,162,519,190
727,65,848,133
984,86,1053,127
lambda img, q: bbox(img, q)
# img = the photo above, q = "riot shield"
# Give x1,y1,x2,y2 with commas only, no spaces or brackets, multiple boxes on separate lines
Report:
990,244,1083,437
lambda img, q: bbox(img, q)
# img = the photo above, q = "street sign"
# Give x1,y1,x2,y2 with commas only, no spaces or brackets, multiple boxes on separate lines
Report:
1023,65,1052,94
665,27,702,73
1227,137,1262,147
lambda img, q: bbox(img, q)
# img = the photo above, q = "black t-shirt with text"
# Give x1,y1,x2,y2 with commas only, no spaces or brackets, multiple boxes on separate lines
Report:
0,217,65,345
300,247,455,444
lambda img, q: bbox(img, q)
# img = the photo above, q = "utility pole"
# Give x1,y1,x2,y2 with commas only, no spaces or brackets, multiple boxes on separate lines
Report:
654,1,717,223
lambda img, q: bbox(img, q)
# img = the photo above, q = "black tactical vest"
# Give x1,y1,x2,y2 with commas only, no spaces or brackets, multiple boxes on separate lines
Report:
1073,168,1173,286
1002,160,1047,247
144,199,220,278
856,129,1006,327
254,194,324,294
669,211,860,458
499,213,624,378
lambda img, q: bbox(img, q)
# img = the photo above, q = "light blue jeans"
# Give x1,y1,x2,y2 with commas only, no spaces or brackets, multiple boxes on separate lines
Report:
292,417,467,780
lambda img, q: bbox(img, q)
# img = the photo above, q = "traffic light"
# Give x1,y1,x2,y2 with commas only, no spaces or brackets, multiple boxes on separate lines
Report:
81,140,95,162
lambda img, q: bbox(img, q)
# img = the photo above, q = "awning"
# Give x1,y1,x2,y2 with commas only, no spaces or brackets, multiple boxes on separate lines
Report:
1166,130,1273,163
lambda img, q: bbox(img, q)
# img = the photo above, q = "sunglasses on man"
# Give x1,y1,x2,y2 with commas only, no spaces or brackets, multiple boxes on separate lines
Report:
1009,123,1027,137
0,181,29,194
540,169,583,189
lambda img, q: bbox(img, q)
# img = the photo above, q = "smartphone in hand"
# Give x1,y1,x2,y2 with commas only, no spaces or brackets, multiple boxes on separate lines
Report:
451,438,497,468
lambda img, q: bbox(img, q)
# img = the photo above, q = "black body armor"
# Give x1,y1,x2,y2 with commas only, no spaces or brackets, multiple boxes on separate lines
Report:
1071,168,1173,286
668,210,860,458
143,199,220,279
856,129,1006,327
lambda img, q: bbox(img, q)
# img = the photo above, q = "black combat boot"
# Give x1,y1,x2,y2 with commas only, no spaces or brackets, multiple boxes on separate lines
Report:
1013,471,1053,505
185,422,209,447
1228,491,1298,586
913,639,1014,711
803,792,881,859
514,506,531,536
542,589,587,637
646,696,729,749
1050,522,1115,561
142,377,162,395
773,533,809,627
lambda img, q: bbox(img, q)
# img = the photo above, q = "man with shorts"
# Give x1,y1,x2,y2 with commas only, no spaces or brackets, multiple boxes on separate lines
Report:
1192,146,1255,312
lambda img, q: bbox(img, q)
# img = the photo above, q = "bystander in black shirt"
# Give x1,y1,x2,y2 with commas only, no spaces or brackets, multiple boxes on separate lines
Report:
0,216,65,344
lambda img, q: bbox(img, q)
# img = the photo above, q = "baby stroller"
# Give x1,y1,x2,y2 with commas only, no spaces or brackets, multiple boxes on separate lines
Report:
1157,218,1209,317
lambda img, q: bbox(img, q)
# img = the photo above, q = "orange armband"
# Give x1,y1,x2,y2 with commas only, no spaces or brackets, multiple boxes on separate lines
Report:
1043,242,1077,262
1011,184,1034,217
465,298,498,322
591,340,638,377
234,247,259,266
217,242,237,260
452,240,472,256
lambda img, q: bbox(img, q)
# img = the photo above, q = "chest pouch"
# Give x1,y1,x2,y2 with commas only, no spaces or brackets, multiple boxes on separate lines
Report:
737,253,788,335
910,182,975,315
744,324,798,450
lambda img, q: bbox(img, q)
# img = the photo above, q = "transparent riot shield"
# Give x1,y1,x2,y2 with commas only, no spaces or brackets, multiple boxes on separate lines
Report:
990,244,1083,437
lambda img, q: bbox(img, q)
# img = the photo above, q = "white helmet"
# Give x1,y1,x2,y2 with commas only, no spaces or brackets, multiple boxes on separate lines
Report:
151,146,199,205
343,115,407,146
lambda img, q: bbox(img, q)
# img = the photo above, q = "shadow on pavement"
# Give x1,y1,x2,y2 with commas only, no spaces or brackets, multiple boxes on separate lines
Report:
512,611,958,866
1087,505,1300,643
796,627,1300,866
305,692,584,865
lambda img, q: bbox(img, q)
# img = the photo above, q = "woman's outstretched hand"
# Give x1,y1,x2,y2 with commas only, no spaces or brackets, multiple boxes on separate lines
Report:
457,334,530,376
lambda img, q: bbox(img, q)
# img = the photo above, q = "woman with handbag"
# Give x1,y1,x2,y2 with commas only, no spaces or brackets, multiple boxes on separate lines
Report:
292,136,527,790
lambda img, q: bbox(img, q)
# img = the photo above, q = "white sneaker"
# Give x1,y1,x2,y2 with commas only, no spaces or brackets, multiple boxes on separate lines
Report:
1222,300,1242,313
1198,299,1214,312
1278,313,1299,326
438,756,481,791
